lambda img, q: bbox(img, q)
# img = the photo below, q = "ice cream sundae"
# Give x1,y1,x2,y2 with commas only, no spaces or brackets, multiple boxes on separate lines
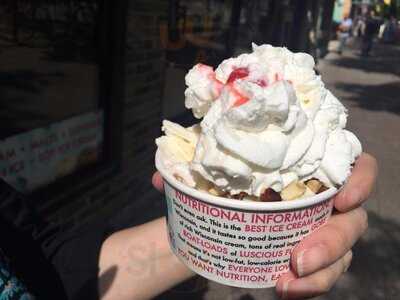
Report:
156,44,361,202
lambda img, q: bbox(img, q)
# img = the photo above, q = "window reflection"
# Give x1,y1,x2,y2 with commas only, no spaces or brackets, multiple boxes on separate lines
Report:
0,0,100,139
0,1,104,191
161,0,233,68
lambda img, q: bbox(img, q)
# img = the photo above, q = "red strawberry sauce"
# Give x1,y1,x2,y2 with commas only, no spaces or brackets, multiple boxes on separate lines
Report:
195,64,288,108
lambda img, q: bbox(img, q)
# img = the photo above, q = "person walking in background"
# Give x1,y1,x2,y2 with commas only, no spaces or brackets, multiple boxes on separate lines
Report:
382,16,398,44
337,15,353,55
361,10,380,57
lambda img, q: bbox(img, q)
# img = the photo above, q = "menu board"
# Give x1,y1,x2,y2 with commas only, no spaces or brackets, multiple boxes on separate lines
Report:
0,111,103,192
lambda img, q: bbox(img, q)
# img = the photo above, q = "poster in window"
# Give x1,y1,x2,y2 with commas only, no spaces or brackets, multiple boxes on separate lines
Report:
0,111,103,192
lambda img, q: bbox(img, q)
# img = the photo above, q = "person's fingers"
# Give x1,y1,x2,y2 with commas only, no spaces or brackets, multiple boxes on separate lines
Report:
334,152,378,212
290,207,367,277
276,271,297,299
276,251,353,299
152,172,164,192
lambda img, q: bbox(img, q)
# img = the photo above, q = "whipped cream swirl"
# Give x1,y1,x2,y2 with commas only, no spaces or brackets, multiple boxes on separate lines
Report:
182,44,361,197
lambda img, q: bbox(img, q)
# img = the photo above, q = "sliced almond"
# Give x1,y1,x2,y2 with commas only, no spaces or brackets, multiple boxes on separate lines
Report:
281,181,306,201
305,179,323,194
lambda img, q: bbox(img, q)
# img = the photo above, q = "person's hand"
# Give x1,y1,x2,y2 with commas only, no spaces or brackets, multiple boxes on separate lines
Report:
151,153,377,299
152,172,164,192
275,152,377,299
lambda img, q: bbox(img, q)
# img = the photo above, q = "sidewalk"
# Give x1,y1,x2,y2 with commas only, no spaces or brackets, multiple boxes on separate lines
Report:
316,39,400,300
319,39,400,223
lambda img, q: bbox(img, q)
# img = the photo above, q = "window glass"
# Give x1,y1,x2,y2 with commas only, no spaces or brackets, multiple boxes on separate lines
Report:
0,0,104,191
162,0,235,118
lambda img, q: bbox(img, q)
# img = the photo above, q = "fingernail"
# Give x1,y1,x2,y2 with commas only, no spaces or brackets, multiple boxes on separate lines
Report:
296,245,327,277
281,279,294,300
296,249,306,277
343,262,351,273
343,251,353,273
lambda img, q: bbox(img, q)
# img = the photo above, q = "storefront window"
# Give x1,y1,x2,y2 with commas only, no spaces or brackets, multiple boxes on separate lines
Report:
0,0,120,192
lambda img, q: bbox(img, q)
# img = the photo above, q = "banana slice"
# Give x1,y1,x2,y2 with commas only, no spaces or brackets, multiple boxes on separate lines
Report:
281,181,306,201
156,135,194,162
302,186,316,198
208,187,224,196
162,120,198,147
156,120,200,163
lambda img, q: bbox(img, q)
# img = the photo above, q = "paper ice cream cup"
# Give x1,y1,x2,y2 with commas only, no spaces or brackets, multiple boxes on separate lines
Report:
155,150,338,288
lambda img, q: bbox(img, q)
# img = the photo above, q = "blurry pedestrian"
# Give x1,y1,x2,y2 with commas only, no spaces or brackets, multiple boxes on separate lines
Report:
382,16,398,44
353,15,365,38
337,15,353,54
361,10,380,57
